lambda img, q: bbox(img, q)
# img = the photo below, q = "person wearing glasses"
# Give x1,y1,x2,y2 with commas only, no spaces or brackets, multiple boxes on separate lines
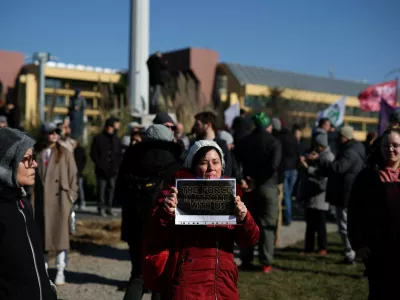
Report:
0,128,57,300
34,122,78,286
153,112,177,132
349,126,400,299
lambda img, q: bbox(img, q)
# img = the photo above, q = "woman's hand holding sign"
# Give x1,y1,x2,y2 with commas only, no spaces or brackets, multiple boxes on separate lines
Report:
234,196,247,222
164,187,178,214
165,183,248,223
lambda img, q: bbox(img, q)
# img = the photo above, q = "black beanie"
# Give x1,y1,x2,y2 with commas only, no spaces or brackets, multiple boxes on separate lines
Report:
153,112,174,125
0,128,35,188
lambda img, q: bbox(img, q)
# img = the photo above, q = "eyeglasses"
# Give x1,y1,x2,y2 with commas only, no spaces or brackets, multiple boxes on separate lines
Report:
383,143,400,150
22,154,36,169
165,125,177,131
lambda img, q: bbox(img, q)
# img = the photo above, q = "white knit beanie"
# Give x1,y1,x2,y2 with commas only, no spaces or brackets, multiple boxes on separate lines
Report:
184,140,225,170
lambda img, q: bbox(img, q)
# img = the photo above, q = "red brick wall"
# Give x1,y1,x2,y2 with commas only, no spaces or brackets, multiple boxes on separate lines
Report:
189,48,219,108
162,48,219,109
0,50,25,100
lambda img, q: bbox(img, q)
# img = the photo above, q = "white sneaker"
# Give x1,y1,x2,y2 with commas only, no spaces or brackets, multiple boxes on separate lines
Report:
55,270,65,286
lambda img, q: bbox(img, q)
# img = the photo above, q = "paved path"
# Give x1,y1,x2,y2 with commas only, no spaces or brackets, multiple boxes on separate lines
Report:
54,209,337,300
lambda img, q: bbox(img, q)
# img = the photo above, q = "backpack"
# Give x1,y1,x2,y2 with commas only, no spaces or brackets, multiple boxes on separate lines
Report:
126,173,166,224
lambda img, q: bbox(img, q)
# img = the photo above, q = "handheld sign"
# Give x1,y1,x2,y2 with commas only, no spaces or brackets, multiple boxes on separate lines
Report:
175,179,237,225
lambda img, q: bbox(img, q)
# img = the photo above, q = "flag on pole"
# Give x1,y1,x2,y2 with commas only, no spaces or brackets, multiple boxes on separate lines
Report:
316,96,347,128
224,102,240,128
358,80,398,112
378,99,400,134
378,99,395,134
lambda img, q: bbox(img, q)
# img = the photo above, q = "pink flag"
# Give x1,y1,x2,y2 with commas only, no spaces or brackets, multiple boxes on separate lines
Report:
358,80,398,112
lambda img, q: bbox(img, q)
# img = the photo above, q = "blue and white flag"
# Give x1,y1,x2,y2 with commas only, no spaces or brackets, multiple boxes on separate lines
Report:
316,96,347,128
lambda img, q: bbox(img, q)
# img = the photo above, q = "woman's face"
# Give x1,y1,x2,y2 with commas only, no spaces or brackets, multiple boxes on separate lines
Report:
17,148,37,187
381,132,400,165
47,131,59,144
195,149,222,179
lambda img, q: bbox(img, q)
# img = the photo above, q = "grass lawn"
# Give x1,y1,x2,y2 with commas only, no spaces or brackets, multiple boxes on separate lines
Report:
238,233,368,300
71,220,368,299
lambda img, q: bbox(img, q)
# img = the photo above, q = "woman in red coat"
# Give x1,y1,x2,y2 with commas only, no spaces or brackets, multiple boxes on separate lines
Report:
143,140,259,300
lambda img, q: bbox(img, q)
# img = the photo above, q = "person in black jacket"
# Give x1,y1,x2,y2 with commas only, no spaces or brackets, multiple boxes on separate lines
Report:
114,124,182,300
307,125,365,264
363,131,378,158
0,127,57,300
0,100,21,129
192,112,233,177
235,112,282,273
90,118,123,216
231,109,252,145
74,140,87,210
273,119,300,226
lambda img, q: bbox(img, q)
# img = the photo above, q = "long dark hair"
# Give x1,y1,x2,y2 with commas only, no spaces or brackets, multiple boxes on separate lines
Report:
34,134,64,164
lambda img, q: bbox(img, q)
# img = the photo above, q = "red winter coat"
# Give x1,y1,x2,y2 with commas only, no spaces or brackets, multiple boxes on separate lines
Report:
143,170,260,300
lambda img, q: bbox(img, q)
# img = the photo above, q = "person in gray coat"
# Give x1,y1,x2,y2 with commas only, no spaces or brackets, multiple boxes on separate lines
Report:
298,134,334,255
307,126,365,264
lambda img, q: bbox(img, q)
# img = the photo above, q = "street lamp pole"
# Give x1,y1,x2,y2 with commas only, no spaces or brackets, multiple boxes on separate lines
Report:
33,52,51,123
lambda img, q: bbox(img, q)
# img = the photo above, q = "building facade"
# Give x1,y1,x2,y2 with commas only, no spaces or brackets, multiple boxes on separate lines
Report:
0,50,25,103
16,61,126,128
215,63,394,140
4,48,397,139
155,47,219,130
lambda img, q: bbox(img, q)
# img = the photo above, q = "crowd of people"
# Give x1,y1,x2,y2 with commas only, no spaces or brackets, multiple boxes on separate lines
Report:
1,105,400,300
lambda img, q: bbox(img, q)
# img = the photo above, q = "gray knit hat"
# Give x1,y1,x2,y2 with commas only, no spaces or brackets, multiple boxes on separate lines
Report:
0,128,35,187
218,130,234,145
145,124,174,142
315,133,328,147
339,126,354,140
0,116,7,124
272,117,282,131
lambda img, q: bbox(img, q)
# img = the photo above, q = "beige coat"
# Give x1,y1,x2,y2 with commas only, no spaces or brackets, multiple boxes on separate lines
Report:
34,144,78,251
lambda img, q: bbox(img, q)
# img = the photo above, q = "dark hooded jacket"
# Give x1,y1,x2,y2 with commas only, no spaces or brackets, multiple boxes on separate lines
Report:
0,189,57,300
235,127,282,186
115,140,183,243
0,128,56,300
90,130,122,178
